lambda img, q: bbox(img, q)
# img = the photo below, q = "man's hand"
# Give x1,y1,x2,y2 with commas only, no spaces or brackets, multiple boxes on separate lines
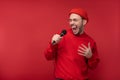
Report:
78,42,92,58
51,34,62,45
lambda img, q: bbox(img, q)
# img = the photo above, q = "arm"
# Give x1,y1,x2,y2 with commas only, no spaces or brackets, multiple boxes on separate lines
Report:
78,42,100,69
87,42,100,69
44,42,58,60
44,34,62,60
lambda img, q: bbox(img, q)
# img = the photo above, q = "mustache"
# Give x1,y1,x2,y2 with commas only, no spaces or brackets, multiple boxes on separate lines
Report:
70,24,77,27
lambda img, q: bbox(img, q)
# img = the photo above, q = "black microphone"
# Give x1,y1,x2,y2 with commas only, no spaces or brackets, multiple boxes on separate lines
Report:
60,29,67,37
52,29,67,44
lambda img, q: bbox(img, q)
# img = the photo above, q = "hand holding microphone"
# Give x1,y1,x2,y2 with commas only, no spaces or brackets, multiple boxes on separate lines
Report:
51,30,67,45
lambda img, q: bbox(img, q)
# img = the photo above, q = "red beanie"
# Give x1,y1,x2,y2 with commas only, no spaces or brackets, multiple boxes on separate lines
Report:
69,8,88,23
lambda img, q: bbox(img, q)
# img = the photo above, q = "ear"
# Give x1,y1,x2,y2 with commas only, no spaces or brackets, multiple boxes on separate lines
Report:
83,19,87,25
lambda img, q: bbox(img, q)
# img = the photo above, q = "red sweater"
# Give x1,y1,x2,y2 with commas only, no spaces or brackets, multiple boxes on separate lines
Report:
44,29,99,80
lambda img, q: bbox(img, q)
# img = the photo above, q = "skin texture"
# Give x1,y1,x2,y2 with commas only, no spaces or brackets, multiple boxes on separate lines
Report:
69,13,86,35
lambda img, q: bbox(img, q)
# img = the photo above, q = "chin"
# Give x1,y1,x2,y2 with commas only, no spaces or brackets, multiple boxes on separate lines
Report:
72,29,79,35
73,32,79,35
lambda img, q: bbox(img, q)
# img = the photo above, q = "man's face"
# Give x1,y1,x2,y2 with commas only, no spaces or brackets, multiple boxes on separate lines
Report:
69,13,84,35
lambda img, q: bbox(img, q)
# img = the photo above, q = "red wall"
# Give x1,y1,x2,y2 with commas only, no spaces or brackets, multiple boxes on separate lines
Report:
0,0,119,80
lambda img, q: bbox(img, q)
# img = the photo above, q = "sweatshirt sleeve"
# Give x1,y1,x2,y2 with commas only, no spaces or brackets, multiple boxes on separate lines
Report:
87,42,100,69
44,42,58,60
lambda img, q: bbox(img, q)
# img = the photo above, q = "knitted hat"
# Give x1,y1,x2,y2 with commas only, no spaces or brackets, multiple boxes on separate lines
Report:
69,8,88,22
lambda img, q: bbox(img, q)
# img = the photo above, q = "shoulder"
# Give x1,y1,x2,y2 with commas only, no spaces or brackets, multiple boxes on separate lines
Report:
84,33,97,47
85,33,95,42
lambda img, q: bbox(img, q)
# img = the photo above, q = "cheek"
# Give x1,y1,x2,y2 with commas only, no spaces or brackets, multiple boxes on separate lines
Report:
69,21,72,25
76,21,81,25
77,22,83,27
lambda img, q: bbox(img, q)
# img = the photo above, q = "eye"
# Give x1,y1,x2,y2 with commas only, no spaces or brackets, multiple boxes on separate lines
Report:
68,19,72,22
73,19,78,22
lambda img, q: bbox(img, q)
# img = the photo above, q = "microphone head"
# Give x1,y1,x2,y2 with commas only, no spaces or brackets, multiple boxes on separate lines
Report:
60,29,67,36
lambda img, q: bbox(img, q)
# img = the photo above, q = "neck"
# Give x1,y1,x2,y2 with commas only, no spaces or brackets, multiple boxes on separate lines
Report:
79,30,84,35
74,31,84,36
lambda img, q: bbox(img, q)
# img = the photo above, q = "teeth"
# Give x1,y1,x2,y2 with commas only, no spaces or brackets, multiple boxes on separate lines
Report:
72,25,76,27
72,25,77,30
72,26,76,27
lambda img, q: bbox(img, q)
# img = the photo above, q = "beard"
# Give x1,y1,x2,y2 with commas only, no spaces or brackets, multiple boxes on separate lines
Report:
78,25,84,35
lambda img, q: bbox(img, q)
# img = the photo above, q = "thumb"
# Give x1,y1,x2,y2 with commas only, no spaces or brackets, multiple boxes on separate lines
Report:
88,42,91,48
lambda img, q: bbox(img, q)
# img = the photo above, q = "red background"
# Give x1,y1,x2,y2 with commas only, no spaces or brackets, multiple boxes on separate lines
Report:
0,0,119,80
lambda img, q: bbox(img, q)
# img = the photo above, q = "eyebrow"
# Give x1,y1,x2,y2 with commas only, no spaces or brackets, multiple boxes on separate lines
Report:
69,18,79,21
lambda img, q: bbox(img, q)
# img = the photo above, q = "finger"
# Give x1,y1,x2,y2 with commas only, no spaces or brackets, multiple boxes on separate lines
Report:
88,42,91,48
81,44,88,49
78,49,85,54
78,53,86,56
78,46,86,52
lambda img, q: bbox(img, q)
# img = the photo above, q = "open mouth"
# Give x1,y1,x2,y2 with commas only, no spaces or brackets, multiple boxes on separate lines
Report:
72,25,77,30
71,25,78,34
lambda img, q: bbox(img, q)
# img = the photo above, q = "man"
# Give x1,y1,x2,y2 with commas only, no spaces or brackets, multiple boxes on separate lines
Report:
44,8,100,80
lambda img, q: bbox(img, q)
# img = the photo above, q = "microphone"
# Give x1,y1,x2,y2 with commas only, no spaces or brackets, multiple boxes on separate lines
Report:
52,29,67,44
60,29,67,37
